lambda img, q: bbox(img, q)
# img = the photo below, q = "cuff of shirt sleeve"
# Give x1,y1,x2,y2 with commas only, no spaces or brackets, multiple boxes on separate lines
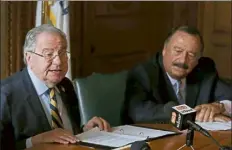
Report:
220,100,232,117
26,137,33,148
80,125,85,132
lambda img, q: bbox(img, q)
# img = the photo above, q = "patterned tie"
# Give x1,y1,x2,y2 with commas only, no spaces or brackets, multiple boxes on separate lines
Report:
176,80,185,104
49,88,63,128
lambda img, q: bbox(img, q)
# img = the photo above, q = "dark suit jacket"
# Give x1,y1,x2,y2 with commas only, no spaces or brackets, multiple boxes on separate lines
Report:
124,53,232,124
0,68,81,150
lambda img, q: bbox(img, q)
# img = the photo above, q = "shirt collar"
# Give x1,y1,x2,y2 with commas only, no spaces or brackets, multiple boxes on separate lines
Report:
27,67,60,96
28,67,49,96
166,72,186,87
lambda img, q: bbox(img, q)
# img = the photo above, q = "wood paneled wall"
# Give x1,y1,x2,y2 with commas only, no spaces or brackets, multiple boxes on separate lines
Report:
1,1,36,79
198,2,232,79
1,1,231,79
69,2,82,78
80,2,173,76
173,1,198,27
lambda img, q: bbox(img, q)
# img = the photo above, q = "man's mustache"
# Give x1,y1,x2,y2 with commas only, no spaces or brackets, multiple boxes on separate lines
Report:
173,62,189,70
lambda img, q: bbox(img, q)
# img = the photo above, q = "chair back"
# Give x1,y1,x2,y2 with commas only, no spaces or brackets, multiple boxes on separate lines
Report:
73,71,128,126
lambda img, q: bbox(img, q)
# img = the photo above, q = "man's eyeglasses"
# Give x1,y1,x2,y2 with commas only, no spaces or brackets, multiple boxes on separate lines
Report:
28,51,70,62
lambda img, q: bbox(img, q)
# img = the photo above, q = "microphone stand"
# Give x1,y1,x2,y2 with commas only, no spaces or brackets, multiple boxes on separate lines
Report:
177,123,231,150
177,126,195,150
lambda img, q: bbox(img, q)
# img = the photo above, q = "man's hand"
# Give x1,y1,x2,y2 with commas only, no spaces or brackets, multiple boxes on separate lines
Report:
83,116,111,132
213,114,231,122
32,128,78,145
194,103,224,122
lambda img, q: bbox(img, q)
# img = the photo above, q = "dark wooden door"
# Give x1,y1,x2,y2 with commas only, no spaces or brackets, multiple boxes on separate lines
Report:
80,2,174,76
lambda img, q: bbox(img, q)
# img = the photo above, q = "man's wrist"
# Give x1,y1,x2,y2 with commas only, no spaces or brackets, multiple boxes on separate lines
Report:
219,100,232,117
81,125,85,132
219,103,226,113
31,134,42,145
82,125,89,132
213,101,226,113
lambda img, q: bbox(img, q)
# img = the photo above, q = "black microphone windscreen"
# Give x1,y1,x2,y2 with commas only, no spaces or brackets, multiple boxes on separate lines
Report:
130,141,151,150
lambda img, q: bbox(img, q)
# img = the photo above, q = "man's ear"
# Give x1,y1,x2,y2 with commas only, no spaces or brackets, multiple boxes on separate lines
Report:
162,45,167,56
25,52,31,64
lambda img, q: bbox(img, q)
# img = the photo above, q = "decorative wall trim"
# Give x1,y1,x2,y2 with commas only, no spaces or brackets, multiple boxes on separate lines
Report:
1,2,36,79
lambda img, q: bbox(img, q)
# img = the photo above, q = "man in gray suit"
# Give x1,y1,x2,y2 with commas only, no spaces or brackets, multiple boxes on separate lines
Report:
1,24,110,150
124,26,231,124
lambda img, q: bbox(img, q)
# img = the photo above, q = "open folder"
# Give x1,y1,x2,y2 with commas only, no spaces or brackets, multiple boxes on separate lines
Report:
76,125,180,149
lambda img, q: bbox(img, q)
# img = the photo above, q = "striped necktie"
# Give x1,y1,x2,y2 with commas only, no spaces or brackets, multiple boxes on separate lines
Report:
176,80,185,104
49,88,64,128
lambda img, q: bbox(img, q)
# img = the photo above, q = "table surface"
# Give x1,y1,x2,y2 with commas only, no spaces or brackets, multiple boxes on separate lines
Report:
26,124,232,150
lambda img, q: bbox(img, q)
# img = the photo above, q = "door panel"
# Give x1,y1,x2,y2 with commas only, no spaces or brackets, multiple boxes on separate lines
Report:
199,2,232,79
81,2,173,76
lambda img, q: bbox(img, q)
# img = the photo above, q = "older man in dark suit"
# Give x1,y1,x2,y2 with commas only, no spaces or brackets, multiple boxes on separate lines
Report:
124,26,232,124
0,24,110,150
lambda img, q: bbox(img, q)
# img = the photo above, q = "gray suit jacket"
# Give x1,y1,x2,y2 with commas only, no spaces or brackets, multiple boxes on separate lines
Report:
0,68,81,150
123,53,232,124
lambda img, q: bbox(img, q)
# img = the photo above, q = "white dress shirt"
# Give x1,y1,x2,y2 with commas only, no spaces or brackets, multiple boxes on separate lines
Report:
166,73,186,104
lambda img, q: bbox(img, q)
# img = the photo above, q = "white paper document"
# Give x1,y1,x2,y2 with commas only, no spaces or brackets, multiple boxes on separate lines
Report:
112,125,176,139
196,121,232,131
76,125,177,148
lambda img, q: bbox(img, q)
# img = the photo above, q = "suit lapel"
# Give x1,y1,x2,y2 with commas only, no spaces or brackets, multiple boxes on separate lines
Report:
58,85,68,105
22,68,51,131
57,84,79,134
156,54,179,103
147,63,162,102
58,85,71,113
163,74,180,103
151,71,179,104
186,75,200,108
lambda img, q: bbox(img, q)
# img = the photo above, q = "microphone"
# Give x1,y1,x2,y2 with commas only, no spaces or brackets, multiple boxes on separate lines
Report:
130,141,151,150
171,104,231,150
170,104,213,137
171,104,197,130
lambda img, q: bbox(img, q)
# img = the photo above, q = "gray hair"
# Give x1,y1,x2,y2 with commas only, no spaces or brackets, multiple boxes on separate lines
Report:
164,26,204,53
23,24,67,64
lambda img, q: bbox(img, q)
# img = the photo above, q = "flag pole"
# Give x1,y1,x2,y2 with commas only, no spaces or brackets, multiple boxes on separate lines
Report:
42,1,49,24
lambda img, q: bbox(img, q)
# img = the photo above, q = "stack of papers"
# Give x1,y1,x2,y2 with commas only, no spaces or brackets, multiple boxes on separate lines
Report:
76,125,178,148
196,121,231,131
